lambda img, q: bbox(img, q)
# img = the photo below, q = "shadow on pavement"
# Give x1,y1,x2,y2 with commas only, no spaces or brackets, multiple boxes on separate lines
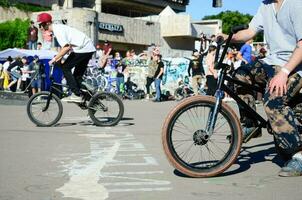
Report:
173,141,285,178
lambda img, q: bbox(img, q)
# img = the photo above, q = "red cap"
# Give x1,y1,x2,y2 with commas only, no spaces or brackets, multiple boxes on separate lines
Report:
37,13,52,23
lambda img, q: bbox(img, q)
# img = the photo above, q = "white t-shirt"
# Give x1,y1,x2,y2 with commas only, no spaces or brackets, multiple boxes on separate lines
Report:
3,61,10,72
52,24,96,53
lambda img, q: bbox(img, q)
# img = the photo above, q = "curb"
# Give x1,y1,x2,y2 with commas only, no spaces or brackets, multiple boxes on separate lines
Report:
0,91,29,105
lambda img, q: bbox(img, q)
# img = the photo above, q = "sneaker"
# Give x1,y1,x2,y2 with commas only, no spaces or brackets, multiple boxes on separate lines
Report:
242,126,262,142
279,154,302,177
61,93,83,103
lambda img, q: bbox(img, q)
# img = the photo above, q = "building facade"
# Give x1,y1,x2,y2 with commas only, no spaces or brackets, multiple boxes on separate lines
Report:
15,0,221,57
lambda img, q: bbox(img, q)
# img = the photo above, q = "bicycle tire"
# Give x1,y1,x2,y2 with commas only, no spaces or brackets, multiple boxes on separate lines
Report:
162,95,242,177
26,92,63,127
88,92,124,126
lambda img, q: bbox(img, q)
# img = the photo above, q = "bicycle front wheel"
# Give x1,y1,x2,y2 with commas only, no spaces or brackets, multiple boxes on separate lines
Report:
26,92,63,127
162,95,242,177
88,92,124,126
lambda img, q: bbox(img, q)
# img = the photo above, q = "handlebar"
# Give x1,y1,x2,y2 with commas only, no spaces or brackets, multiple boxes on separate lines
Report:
214,24,249,70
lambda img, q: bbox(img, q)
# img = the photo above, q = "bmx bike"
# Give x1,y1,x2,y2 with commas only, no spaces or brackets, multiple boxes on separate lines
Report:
26,65,124,127
162,25,302,177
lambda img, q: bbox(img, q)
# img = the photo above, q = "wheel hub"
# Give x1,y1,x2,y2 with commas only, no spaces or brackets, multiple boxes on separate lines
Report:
193,130,208,145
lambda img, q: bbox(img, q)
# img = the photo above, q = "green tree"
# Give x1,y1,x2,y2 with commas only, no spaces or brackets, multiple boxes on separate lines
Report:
0,18,30,50
203,11,263,42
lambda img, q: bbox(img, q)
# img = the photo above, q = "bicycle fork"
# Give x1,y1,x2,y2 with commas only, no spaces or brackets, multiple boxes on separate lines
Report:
206,89,224,137
42,92,53,112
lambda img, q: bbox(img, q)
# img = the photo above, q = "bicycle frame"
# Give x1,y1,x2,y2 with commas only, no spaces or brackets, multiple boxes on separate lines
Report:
206,25,267,141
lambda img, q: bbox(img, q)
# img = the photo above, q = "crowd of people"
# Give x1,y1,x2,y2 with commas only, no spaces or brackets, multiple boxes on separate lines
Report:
0,19,269,103
0,55,45,95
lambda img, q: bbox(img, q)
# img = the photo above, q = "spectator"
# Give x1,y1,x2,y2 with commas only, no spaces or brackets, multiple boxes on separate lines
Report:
20,60,31,92
0,64,4,90
95,44,103,59
2,56,13,90
153,54,164,102
29,55,44,95
113,52,126,95
239,40,253,64
99,40,112,68
28,21,38,50
7,56,27,92
206,45,218,96
145,52,158,99
187,49,205,95
37,42,42,50
130,49,138,60
42,29,52,50
233,51,244,70
257,48,267,59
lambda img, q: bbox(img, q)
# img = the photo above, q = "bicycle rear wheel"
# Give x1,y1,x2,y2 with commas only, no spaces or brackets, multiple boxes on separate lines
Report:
88,92,124,126
27,92,63,127
162,95,242,177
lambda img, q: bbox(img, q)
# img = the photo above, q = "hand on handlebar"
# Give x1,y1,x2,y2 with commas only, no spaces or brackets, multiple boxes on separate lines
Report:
48,57,56,66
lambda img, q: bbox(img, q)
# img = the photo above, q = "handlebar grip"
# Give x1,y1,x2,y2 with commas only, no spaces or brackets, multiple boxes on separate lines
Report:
231,24,249,34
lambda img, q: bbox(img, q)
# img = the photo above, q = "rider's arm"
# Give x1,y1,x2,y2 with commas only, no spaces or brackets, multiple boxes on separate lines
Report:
49,44,71,64
283,40,302,73
231,29,257,43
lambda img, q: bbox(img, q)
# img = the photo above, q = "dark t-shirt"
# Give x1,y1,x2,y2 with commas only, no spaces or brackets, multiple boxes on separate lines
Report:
154,61,164,80
102,44,112,55
188,57,204,77
28,26,38,42
116,63,127,78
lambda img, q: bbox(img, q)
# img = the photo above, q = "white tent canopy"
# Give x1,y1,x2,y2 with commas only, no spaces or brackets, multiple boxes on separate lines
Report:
0,48,57,60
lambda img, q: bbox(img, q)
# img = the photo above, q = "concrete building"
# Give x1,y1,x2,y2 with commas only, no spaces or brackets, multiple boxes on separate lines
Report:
19,0,221,57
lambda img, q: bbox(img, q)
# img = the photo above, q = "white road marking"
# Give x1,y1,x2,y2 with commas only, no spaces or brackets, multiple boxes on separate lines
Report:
56,138,120,200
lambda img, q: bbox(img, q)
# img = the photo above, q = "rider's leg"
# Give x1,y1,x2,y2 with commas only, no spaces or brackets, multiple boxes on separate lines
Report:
263,69,302,176
62,52,93,96
264,71,302,159
235,61,267,137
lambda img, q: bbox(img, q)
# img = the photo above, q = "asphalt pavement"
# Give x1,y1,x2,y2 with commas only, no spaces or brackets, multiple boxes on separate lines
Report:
0,99,301,200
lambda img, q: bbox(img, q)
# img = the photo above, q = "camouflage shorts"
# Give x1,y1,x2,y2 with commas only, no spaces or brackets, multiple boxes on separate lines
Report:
235,60,302,157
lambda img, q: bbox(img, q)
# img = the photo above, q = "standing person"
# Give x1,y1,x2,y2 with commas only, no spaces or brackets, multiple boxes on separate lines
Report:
37,42,43,50
223,0,302,176
145,50,159,99
187,49,205,95
28,21,38,50
99,40,112,68
0,64,4,90
20,60,30,92
113,52,125,95
239,40,253,64
29,55,44,95
205,45,218,96
37,12,96,102
2,56,13,90
153,54,164,102
7,57,27,92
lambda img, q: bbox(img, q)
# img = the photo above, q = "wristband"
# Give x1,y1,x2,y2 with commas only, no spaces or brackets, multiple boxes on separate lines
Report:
51,57,56,63
281,67,290,75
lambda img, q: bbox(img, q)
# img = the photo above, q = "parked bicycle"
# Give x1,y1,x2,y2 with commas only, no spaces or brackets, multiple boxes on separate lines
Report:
27,65,124,127
162,25,302,177
174,76,207,101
